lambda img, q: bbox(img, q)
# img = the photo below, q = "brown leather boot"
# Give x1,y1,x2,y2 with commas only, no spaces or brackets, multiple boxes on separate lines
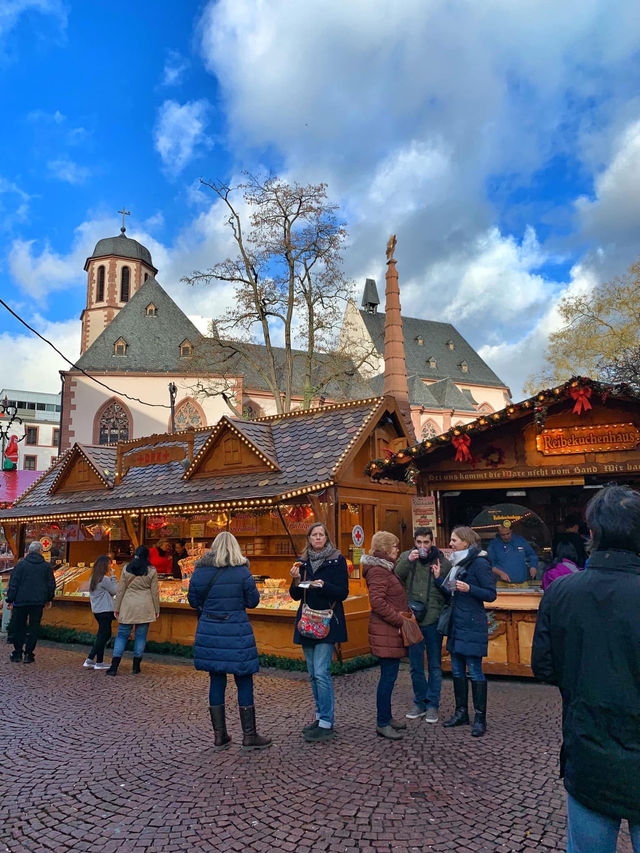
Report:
239,706,272,750
209,705,232,750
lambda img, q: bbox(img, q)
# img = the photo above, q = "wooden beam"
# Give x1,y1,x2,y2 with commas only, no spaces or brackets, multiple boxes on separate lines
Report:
1,524,17,559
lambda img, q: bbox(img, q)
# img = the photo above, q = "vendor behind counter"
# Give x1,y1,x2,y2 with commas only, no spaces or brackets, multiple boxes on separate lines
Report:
487,522,539,587
148,539,174,577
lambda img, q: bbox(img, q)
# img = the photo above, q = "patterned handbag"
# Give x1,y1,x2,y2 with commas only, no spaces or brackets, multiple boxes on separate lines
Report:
297,588,335,640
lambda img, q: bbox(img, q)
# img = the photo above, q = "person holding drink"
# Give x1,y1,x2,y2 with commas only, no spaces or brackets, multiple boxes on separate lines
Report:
433,526,496,737
395,526,451,723
289,523,349,743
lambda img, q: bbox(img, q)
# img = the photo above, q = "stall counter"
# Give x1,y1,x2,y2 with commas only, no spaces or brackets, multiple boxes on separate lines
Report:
44,589,372,661
441,588,542,677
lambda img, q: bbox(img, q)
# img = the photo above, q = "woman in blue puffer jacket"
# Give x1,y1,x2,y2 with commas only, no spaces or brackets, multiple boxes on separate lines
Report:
188,532,271,751
433,526,496,737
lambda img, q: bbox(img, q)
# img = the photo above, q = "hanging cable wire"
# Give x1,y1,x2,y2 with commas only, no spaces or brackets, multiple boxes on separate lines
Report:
0,298,171,409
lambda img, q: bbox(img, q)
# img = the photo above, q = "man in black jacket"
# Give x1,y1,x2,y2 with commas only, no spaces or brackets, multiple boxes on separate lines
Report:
532,484,640,852
6,541,56,663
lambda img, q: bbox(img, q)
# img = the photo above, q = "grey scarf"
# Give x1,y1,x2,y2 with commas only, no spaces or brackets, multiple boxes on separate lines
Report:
309,543,334,574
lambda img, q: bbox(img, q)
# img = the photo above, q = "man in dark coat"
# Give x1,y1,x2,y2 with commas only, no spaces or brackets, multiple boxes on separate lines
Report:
7,541,56,663
552,514,588,568
532,484,640,852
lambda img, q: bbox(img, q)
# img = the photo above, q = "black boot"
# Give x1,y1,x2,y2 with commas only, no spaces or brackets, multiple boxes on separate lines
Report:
443,677,470,727
239,706,272,751
471,680,487,737
132,657,142,674
209,705,232,751
105,656,121,676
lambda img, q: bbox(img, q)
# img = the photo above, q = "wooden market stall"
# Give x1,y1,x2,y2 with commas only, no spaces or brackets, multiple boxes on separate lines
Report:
366,376,640,675
0,396,414,660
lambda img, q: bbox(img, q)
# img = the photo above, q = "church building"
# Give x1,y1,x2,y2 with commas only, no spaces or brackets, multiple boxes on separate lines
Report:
60,226,510,451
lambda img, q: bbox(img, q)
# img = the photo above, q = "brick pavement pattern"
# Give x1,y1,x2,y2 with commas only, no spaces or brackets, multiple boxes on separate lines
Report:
0,643,634,853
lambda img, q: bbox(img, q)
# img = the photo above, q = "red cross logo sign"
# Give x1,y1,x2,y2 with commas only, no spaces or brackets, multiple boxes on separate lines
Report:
352,525,365,548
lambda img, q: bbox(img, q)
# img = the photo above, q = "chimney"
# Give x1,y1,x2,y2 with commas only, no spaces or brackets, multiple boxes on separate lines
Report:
382,235,414,438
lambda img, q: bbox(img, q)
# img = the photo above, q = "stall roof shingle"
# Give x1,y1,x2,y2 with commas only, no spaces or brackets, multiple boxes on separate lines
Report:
1,398,390,520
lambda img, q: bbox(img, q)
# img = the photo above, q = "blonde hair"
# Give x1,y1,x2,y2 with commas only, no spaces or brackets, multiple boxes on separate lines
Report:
452,526,480,548
209,531,246,567
370,530,399,557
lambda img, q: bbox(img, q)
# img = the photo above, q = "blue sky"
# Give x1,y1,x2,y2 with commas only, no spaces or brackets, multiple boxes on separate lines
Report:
2,0,640,398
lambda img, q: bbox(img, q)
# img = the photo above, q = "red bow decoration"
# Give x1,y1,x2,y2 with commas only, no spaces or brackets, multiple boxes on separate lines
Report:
570,386,592,415
452,434,472,462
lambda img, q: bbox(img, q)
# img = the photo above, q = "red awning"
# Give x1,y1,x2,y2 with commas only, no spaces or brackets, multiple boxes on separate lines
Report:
0,470,41,508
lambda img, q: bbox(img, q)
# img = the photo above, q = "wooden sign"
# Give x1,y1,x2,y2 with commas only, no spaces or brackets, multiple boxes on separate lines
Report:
412,496,436,530
123,445,186,472
536,423,640,456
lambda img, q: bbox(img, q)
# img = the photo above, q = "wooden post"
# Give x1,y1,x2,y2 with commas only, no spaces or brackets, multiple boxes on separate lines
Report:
123,515,140,549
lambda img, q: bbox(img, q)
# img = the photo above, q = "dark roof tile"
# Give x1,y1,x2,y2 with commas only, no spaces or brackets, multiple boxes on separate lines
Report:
2,399,386,519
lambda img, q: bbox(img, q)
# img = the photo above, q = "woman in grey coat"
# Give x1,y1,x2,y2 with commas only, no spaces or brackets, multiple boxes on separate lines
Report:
82,555,117,671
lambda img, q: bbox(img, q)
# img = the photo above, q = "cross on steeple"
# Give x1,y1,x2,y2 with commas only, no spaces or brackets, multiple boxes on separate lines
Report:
118,207,130,234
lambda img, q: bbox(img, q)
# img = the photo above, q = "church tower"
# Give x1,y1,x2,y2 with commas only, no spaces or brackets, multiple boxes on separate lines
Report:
80,215,158,353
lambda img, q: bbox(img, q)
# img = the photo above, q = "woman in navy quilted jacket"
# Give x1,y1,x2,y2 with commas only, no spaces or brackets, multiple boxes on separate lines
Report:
433,526,496,737
188,532,271,751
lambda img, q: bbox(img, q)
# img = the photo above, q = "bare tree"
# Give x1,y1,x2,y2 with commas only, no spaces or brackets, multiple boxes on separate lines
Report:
184,175,375,413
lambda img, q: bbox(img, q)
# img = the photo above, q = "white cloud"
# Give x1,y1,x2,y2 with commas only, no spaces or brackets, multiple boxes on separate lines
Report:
0,317,78,392
195,0,640,397
478,262,600,397
8,216,116,301
0,176,32,226
576,119,640,249
0,0,66,44
27,108,65,124
424,226,549,328
47,158,90,185
161,49,188,86
153,99,212,176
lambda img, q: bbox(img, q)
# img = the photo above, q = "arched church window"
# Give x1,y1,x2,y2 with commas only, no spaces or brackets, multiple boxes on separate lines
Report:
175,399,204,430
98,401,130,445
477,402,494,415
421,420,439,440
120,266,130,302
96,265,105,302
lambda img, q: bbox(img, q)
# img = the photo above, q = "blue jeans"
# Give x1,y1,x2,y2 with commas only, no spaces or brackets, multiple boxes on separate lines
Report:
408,622,444,710
377,657,401,727
567,793,640,853
449,651,485,681
302,642,335,728
113,622,150,658
208,673,254,706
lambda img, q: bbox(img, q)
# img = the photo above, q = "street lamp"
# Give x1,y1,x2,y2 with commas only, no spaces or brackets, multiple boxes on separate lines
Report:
0,397,25,470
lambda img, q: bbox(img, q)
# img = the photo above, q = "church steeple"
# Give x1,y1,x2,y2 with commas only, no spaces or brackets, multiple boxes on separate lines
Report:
80,212,157,353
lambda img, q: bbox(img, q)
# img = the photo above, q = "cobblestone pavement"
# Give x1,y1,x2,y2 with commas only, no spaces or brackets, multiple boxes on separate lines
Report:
0,642,634,853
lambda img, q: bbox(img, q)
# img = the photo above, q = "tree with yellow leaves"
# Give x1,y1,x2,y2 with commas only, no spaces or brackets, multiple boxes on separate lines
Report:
528,259,640,391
